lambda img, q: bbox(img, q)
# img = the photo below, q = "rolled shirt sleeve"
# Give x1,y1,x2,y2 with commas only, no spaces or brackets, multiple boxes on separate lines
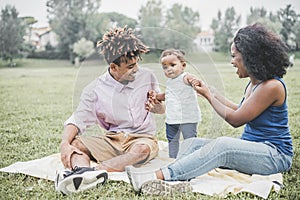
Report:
64,80,98,134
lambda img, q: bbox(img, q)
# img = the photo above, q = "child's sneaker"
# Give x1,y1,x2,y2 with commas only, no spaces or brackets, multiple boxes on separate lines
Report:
55,166,108,195
141,179,192,196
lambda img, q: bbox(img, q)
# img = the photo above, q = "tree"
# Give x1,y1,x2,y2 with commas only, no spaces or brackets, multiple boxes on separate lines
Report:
138,0,164,51
21,16,38,44
92,12,137,42
103,12,137,29
73,38,94,66
246,7,282,35
278,4,297,48
163,3,200,51
138,0,200,52
46,0,101,61
211,7,241,53
246,7,267,25
0,5,25,66
293,18,300,50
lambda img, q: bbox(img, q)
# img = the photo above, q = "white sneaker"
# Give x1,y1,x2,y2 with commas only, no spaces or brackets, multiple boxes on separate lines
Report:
141,179,192,196
55,166,108,195
125,165,156,193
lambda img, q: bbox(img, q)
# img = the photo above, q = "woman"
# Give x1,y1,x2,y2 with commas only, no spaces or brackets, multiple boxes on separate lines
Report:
126,23,293,196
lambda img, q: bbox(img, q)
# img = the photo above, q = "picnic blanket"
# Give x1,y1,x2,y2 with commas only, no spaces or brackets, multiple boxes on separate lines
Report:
0,141,282,199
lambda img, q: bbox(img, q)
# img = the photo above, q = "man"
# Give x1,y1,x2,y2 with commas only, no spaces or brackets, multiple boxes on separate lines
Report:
55,27,164,195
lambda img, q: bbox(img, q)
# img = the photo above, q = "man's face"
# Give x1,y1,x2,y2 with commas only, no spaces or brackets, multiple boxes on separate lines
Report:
111,57,139,84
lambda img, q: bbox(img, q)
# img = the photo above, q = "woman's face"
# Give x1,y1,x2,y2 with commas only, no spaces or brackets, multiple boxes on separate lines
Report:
230,43,248,78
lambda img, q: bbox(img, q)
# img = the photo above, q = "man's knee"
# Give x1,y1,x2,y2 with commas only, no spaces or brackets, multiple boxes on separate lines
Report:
71,138,82,148
130,144,151,159
71,138,89,153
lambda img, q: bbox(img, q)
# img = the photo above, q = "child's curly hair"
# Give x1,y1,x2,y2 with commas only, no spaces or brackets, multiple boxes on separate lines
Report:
97,26,149,65
160,49,186,63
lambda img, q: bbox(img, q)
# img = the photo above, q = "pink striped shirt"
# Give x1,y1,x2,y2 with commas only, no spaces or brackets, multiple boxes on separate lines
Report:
65,68,160,135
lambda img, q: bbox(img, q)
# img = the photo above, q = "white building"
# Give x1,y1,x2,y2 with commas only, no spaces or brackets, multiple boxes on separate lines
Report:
24,26,58,50
194,29,215,52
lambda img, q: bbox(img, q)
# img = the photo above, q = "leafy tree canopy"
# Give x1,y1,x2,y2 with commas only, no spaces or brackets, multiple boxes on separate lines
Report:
46,0,101,60
0,5,25,66
211,7,241,53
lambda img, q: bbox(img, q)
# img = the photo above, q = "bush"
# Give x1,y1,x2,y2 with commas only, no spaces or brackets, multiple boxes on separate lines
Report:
20,43,36,58
27,50,67,60
293,51,300,59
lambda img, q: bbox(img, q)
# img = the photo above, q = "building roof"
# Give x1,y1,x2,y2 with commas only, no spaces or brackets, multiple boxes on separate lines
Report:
197,30,214,37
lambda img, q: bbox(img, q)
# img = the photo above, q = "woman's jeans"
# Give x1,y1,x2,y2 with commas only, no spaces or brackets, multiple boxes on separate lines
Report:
161,137,293,181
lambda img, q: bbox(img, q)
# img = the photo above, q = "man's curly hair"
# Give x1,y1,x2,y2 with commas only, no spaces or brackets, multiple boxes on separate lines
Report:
233,23,290,81
97,26,149,65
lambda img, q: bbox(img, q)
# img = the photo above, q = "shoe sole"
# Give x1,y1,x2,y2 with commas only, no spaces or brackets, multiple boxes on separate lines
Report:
125,166,141,194
141,179,192,196
57,170,108,195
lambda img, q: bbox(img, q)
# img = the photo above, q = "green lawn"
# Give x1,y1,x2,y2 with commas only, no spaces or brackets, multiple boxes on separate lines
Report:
0,55,299,199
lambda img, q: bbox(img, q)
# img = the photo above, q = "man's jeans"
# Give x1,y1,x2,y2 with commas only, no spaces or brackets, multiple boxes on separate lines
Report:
161,137,292,181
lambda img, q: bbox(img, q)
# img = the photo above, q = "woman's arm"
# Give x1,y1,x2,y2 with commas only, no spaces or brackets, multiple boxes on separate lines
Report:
192,79,283,127
208,85,239,110
223,80,284,127
189,78,238,110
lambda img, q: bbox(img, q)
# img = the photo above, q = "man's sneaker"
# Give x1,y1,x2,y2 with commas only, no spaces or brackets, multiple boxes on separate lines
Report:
125,165,156,193
141,179,192,196
55,166,108,195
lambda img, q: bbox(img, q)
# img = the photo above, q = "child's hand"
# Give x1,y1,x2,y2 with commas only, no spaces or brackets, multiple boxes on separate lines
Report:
185,74,201,87
184,73,200,86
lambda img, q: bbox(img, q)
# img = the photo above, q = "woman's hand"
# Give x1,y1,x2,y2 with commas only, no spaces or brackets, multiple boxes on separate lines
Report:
190,78,212,101
184,73,198,85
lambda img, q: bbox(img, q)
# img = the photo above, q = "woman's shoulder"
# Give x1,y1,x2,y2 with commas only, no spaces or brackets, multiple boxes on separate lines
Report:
260,78,285,90
258,79,286,106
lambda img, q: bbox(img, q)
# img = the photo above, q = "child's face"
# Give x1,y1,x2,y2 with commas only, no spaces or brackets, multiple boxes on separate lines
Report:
161,54,186,79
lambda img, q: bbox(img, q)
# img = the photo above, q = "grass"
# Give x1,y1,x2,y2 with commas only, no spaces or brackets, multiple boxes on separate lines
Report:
0,55,299,200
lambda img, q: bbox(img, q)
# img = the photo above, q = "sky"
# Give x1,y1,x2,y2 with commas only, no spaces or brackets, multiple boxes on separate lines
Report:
0,0,299,30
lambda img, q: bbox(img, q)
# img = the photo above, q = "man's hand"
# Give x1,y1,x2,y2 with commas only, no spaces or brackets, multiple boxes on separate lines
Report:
60,141,83,170
146,90,165,114
147,90,160,104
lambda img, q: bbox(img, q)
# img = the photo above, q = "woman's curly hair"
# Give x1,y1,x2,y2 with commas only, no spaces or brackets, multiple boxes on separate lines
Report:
233,23,290,81
97,26,149,65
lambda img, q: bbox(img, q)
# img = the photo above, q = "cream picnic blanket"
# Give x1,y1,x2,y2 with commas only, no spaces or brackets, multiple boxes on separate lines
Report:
0,141,282,199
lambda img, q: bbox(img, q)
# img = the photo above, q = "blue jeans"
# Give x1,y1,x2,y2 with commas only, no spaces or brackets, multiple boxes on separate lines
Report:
161,137,293,181
166,123,197,158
